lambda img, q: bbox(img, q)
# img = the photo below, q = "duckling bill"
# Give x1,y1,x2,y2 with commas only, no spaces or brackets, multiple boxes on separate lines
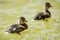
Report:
34,2,52,20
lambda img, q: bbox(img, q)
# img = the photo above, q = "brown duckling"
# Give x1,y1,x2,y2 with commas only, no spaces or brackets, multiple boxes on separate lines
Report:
15,17,28,33
34,2,52,20
6,17,28,34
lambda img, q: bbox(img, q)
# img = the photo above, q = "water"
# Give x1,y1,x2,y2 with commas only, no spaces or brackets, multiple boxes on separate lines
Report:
0,0,60,40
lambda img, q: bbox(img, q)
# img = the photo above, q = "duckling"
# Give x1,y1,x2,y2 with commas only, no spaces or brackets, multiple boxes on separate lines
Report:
6,17,28,34
34,2,52,20
15,17,28,33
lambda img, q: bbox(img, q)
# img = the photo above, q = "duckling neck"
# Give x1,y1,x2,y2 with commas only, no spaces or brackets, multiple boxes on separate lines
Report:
45,9,51,15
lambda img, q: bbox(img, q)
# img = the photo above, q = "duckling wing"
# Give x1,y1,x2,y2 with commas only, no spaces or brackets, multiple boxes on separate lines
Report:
13,24,28,33
19,24,28,29
34,12,44,20
8,24,19,33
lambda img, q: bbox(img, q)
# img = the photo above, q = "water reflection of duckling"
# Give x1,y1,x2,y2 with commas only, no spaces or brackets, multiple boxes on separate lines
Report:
34,2,52,20
6,17,28,34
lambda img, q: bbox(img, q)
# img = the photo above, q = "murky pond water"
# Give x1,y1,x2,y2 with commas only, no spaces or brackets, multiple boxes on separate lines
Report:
0,0,60,40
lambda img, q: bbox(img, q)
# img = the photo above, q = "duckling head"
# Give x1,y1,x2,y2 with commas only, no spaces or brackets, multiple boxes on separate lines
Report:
19,17,27,24
45,2,52,9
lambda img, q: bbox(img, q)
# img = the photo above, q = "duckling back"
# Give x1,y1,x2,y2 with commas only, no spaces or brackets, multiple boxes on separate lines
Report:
6,24,19,33
16,23,28,32
34,12,45,20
